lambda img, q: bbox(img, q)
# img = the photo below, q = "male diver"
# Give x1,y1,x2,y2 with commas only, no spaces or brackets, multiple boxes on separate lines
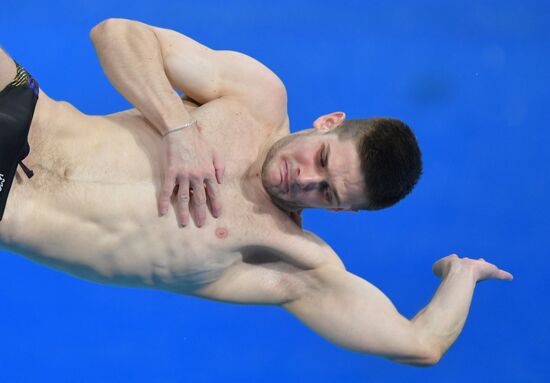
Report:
0,19,513,366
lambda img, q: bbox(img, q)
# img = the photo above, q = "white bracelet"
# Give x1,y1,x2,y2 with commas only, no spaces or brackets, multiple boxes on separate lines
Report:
162,119,197,137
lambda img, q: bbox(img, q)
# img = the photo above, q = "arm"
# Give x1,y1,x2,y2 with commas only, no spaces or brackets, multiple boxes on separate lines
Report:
90,18,192,135
283,264,439,366
282,254,513,367
90,18,286,133
89,18,286,226
190,257,436,366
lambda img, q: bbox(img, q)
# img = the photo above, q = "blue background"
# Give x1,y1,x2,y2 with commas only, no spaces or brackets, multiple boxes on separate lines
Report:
1,1,548,382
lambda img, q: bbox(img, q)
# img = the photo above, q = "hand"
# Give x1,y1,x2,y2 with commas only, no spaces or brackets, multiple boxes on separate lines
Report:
432,254,514,283
159,122,224,227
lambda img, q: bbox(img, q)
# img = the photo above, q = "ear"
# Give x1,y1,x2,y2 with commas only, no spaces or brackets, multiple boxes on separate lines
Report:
313,111,346,133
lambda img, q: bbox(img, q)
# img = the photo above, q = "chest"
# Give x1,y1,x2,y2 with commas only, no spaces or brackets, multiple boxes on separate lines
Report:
0,95,298,291
24,96,272,183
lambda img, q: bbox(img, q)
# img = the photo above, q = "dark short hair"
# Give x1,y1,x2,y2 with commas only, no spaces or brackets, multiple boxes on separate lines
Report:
335,118,423,210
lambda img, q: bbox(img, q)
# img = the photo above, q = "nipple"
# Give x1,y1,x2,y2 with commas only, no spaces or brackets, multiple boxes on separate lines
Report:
215,227,228,239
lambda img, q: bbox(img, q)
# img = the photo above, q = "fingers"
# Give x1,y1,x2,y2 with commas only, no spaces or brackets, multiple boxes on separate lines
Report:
205,178,222,218
475,258,513,280
433,254,514,283
159,139,225,225
213,151,225,184
470,257,514,282
176,178,190,226
498,269,514,280
190,178,208,227
159,171,177,216
162,174,222,227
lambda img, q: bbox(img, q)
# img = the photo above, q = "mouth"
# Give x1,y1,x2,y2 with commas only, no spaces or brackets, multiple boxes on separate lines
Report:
284,160,290,193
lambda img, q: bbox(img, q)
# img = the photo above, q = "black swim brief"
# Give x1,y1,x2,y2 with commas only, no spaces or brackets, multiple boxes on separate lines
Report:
0,61,39,221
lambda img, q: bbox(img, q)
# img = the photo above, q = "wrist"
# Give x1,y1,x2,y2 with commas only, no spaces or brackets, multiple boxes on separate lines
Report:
448,260,477,283
162,119,197,137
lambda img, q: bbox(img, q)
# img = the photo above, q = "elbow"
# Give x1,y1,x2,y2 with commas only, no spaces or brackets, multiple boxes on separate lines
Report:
411,351,442,367
404,327,443,367
388,347,442,367
90,18,130,42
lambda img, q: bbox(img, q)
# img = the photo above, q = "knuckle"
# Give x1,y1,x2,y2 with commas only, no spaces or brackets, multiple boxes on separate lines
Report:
193,195,206,204
167,166,178,175
176,172,189,181
189,169,202,177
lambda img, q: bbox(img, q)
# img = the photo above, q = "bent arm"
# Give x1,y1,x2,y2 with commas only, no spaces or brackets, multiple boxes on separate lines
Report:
90,18,286,135
90,18,203,135
283,263,478,366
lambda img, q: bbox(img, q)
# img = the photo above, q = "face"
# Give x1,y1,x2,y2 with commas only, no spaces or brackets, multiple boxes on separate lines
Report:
261,129,366,212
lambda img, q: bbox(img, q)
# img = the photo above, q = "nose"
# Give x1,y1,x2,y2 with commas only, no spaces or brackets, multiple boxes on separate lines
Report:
295,172,322,192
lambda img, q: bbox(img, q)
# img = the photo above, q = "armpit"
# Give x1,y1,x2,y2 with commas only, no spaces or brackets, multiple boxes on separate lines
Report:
180,94,201,108
190,258,310,306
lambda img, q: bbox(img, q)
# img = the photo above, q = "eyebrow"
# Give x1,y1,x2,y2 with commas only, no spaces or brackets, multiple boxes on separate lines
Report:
326,144,341,207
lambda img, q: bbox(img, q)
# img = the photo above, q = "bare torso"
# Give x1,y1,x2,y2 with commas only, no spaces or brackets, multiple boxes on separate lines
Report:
0,88,342,301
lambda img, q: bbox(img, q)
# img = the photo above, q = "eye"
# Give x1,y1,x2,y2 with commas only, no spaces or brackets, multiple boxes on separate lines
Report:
320,147,327,167
322,183,332,203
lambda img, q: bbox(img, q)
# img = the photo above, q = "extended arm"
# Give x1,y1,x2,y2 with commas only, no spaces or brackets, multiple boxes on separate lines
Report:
283,255,513,366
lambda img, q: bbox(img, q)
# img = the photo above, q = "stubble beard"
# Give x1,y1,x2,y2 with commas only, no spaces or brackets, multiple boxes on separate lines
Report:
260,133,308,213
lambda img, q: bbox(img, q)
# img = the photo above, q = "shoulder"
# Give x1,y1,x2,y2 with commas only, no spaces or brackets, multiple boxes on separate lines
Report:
215,50,288,128
155,23,288,129
260,228,346,271
299,230,346,270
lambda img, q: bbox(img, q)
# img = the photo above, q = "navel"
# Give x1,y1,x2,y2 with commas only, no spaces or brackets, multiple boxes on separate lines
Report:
215,227,228,239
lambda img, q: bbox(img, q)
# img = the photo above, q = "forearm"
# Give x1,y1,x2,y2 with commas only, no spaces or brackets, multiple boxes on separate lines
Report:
411,262,477,359
90,19,192,135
